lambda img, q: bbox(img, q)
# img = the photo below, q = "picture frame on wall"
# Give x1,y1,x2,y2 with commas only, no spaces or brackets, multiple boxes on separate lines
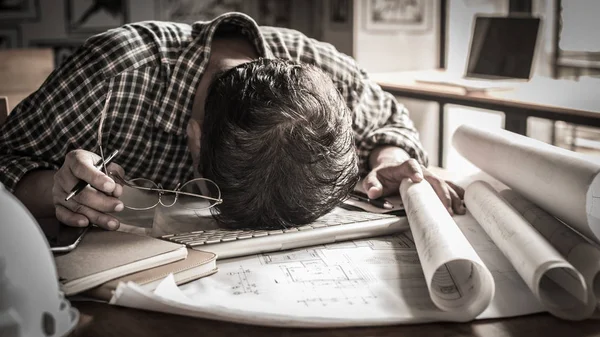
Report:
0,0,39,21
0,27,21,49
155,0,245,24
30,40,84,68
329,0,352,31
364,0,432,32
65,0,129,35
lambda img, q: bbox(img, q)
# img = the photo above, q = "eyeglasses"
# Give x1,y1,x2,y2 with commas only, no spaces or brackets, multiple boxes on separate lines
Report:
97,146,223,211
95,89,222,211
112,172,223,211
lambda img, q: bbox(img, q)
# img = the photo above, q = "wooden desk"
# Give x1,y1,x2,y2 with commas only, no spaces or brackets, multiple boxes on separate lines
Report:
71,301,600,337
58,167,599,336
0,48,54,113
370,70,600,167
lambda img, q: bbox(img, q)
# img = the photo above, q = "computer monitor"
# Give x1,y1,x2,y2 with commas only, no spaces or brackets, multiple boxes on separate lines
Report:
466,15,541,80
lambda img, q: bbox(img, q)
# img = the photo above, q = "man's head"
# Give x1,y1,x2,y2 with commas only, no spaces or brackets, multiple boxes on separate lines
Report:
200,58,359,229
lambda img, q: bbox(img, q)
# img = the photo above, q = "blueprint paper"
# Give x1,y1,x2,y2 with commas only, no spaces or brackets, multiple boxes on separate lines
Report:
399,179,494,317
466,181,590,320
453,124,600,244
501,189,600,311
112,213,545,327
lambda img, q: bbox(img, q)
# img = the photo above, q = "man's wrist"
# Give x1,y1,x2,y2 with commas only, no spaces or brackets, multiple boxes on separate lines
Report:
13,169,57,218
368,146,412,170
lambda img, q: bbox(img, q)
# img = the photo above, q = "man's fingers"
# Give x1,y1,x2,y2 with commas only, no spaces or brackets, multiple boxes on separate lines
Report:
404,159,424,182
66,150,116,194
58,199,120,230
106,163,125,197
447,181,465,200
55,204,90,227
71,186,124,213
364,159,425,199
377,159,423,183
53,149,126,231
54,186,122,230
449,187,466,215
363,171,384,199
54,167,81,197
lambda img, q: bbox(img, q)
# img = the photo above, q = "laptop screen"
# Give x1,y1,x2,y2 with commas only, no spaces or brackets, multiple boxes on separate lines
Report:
466,16,541,80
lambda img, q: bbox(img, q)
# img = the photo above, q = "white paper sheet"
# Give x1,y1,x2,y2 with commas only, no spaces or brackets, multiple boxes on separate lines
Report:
500,188,600,309
399,179,494,318
465,181,590,320
111,211,544,327
453,124,600,244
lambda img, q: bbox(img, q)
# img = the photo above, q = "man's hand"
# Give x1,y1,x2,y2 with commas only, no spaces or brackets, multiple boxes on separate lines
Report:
53,149,125,230
363,158,466,216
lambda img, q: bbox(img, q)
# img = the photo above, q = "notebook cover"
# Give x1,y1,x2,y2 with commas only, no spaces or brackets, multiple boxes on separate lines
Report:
85,249,217,301
54,228,184,284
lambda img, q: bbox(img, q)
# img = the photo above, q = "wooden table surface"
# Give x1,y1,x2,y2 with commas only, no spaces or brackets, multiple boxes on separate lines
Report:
70,301,600,337
369,69,600,121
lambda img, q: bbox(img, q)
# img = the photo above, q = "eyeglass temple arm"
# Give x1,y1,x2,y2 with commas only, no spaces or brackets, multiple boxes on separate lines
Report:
109,173,223,203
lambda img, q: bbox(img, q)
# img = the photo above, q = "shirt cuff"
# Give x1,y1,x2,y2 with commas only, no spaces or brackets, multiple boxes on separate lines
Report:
356,130,429,175
0,155,59,193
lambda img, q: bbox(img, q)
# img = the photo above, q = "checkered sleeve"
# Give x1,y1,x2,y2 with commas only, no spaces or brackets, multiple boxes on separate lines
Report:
0,36,112,193
350,68,429,173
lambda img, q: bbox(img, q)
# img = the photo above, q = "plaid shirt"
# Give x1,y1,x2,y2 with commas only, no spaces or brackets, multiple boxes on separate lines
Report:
0,12,427,193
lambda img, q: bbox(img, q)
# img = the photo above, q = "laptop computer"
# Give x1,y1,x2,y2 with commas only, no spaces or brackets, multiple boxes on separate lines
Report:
417,15,542,91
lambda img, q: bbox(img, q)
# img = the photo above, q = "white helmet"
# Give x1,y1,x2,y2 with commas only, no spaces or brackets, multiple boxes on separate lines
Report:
0,183,79,337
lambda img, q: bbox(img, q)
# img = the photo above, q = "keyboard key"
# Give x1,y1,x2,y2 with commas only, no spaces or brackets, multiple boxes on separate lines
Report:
173,238,197,243
297,226,313,231
172,233,205,239
158,210,404,258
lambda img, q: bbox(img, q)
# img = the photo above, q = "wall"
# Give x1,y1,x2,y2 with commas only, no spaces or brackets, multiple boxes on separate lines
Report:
443,0,507,173
0,0,322,68
352,0,439,73
320,0,354,56
350,0,441,165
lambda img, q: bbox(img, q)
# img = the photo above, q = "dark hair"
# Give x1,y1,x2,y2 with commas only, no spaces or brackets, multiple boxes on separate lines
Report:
200,58,359,229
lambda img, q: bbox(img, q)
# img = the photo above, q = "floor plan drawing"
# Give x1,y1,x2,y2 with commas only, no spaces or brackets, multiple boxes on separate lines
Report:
227,266,258,295
169,213,545,325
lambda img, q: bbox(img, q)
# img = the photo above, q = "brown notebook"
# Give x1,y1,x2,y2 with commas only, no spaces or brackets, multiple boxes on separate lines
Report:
85,249,217,301
54,228,187,296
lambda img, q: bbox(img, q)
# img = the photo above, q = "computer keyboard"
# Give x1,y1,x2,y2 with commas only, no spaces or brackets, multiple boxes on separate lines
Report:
159,209,408,259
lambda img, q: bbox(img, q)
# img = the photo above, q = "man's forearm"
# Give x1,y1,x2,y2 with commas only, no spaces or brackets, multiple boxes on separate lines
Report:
368,146,412,170
13,170,56,218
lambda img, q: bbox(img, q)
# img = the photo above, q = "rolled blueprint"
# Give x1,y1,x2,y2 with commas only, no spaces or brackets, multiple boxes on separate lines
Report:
466,181,589,320
400,179,494,320
501,189,600,310
453,124,600,244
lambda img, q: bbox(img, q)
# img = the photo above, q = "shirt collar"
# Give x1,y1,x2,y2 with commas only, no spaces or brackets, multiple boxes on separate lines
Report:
156,12,274,135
